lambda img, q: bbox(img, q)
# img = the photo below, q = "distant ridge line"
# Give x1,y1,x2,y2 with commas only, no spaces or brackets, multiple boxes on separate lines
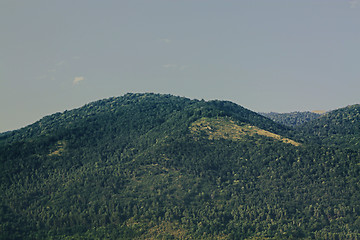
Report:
311,110,327,114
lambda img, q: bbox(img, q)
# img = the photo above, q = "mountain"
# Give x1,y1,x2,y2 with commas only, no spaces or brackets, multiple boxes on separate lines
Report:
1,93,360,239
260,111,322,127
294,104,360,149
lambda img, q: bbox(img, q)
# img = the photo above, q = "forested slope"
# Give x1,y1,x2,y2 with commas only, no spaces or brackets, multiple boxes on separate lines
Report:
260,111,321,127
294,104,360,149
1,93,360,239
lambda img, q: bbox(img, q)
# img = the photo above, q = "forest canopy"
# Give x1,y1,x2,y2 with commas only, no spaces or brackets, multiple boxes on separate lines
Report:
1,93,360,239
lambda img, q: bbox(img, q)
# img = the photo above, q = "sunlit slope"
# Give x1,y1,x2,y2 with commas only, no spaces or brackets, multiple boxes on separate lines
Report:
190,117,300,146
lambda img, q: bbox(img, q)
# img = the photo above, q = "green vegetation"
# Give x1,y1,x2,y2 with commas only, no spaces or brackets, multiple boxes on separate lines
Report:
190,117,300,146
1,93,360,239
294,104,360,149
261,111,322,127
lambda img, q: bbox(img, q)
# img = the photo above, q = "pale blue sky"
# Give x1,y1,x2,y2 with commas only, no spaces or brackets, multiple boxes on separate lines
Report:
1,0,360,132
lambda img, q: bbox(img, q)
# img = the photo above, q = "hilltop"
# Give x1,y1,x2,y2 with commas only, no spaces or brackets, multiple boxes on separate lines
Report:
1,93,360,239
294,104,360,149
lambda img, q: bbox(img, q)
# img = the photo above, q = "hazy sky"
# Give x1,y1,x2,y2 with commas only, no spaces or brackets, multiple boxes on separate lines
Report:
1,0,360,132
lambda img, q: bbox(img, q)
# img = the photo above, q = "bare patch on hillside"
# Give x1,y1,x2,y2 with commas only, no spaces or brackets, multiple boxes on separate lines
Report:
48,140,67,156
190,117,300,146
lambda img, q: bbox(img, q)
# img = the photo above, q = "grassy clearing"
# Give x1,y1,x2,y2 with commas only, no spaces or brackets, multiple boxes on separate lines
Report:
48,140,67,156
190,117,300,146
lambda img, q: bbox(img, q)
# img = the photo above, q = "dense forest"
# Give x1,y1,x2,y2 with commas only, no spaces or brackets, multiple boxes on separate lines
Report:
260,111,322,127
1,93,360,239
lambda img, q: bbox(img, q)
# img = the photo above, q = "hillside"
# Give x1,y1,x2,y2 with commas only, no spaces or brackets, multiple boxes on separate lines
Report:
260,111,322,127
294,104,360,149
1,93,360,239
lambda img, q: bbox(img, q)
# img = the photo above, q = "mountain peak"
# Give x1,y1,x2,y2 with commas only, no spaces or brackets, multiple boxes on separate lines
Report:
2,94,360,239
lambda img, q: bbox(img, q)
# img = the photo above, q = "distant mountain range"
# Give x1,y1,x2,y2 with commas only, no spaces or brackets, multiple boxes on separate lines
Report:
1,93,360,239
260,111,322,127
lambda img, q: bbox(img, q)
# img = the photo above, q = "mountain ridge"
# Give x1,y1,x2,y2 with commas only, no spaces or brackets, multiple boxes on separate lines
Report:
1,93,290,144
260,111,322,127
1,93,360,239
